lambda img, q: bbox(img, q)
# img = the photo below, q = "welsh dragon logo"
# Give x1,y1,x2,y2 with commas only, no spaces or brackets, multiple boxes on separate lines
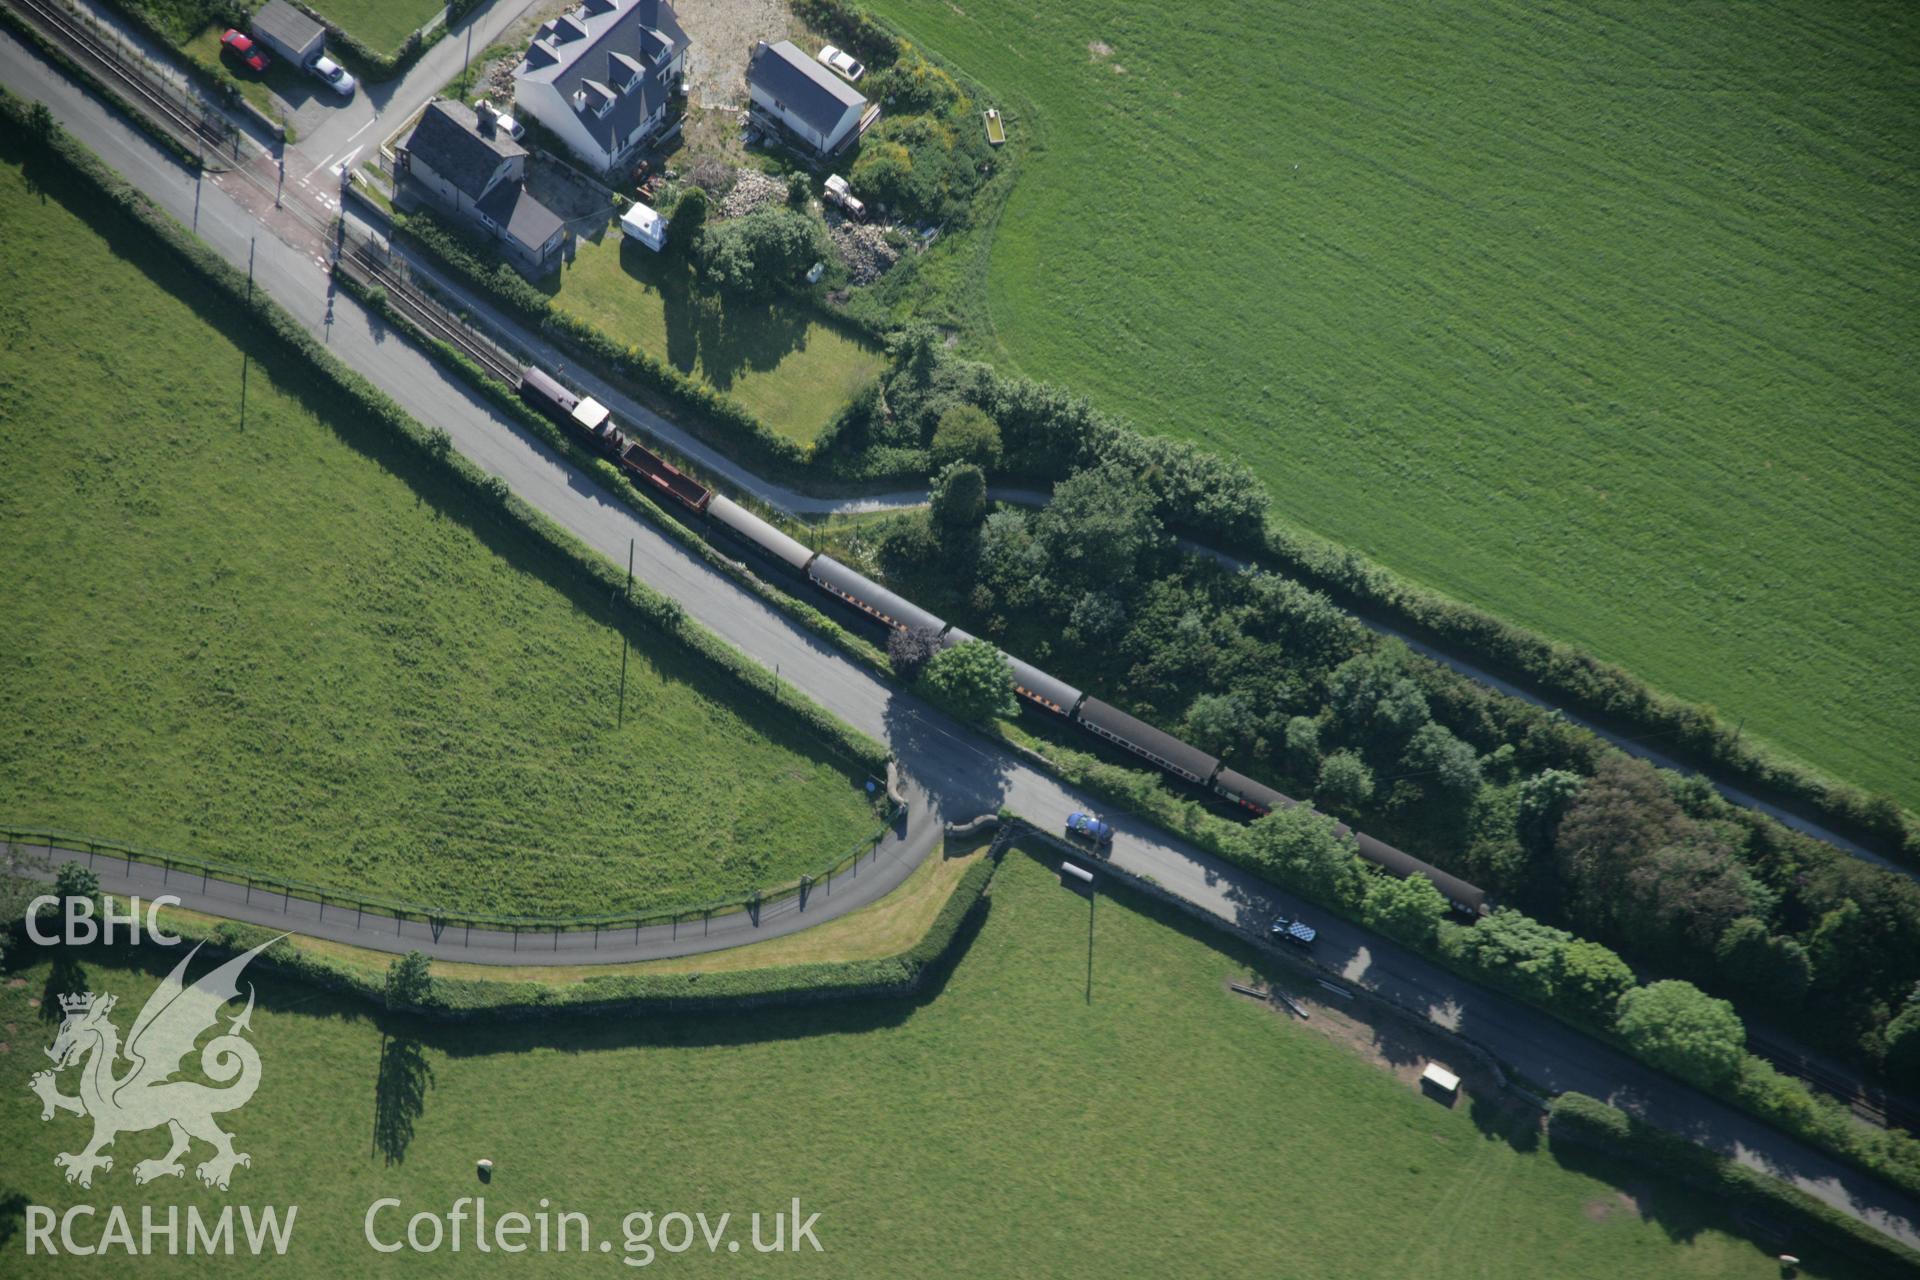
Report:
28,937,283,1190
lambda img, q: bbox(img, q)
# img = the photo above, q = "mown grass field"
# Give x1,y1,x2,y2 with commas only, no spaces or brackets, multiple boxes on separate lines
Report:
304,0,443,55
0,851,1863,1279
0,154,872,918
545,231,886,445
864,0,1920,807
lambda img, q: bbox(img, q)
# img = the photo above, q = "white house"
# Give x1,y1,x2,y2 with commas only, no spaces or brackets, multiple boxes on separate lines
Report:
512,0,688,174
746,39,875,158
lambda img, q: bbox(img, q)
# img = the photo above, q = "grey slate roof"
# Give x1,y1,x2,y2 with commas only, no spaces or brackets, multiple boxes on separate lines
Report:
476,181,565,252
514,0,686,162
404,100,525,201
748,39,866,137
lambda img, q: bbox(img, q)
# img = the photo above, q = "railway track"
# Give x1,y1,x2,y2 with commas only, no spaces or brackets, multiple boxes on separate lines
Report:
11,0,527,402
10,0,230,165
339,245,525,387
1751,1036,1920,1134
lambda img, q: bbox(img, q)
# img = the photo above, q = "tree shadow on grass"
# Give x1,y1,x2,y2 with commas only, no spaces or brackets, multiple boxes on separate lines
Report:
1547,1140,1723,1249
623,238,812,391
40,949,87,1025
0,1190,27,1250
373,1033,434,1166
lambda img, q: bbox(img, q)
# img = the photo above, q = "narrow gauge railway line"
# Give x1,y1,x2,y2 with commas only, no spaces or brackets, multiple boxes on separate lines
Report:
1750,1036,1920,1134
9,0,229,164
509,351,1494,918
337,242,524,387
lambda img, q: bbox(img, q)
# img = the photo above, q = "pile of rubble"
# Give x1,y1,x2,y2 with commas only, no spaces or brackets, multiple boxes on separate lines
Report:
718,169,787,218
825,208,900,284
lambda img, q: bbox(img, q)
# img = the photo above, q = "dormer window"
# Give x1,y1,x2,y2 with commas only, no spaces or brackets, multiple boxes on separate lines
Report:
610,52,646,93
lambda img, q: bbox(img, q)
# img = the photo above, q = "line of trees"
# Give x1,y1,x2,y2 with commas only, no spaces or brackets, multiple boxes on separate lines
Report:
852,446,1920,1086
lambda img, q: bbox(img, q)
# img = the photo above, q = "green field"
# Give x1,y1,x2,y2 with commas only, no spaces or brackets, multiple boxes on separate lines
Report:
0,155,871,917
865,0,1920,807
303,0,443,57
0,851,1862,1278
546,230,886,445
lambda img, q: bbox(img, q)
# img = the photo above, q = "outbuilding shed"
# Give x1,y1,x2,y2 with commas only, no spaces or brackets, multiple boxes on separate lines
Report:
251,0,324,67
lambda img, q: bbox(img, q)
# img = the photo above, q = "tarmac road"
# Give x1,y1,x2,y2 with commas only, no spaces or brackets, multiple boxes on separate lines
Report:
4,26,1919,1249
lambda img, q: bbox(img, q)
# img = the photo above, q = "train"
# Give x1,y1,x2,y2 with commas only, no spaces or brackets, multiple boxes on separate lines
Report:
519,368,711,513
518,366,1490,917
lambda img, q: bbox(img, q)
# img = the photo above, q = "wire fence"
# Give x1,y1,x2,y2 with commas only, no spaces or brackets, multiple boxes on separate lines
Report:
5,803,902,947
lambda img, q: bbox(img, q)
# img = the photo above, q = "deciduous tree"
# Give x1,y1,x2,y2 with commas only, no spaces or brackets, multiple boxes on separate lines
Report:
1362,872,1447,947
1316,750,1375,810
930,403,1003,470
1714,917,1812,1007
918,638,1017,722
929,462,987,529
1614,979,1746,1090
1232,804,1365,910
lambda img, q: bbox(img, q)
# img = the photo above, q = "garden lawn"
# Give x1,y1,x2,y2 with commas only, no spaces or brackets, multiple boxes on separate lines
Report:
304,0,443,56
0,851,1871,1279
0,153,872,918
546,229,886,445
181,23,297,123
864,0,1920,807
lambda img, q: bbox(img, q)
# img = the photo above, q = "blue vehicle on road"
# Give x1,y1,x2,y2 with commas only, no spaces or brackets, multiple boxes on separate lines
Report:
1065,812,1114,849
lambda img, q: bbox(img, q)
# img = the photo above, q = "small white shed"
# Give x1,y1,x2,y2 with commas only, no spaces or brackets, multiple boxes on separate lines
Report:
620,202,667,253
1420,1063,1461,1096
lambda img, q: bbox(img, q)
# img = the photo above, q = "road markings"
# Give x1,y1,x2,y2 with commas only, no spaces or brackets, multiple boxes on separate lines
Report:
306,151,338,179
329,145,363,178
346,116,377,142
